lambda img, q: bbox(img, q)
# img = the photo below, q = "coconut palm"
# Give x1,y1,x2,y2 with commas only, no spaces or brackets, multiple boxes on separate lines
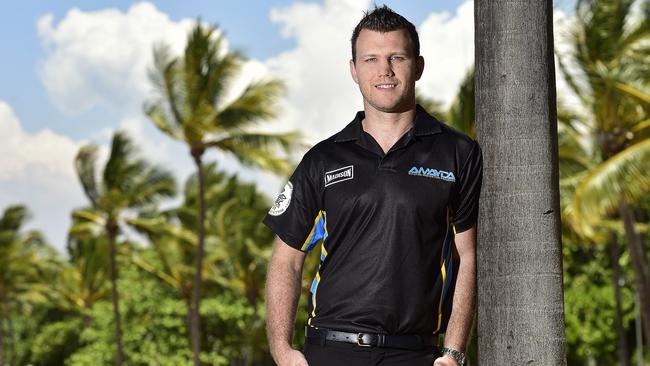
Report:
71,131,176,366
475,0,566,364
0,205,49,366
144,23,300,364
129,164,276,364
39,236,111,324
126,167,227,351
557,0,650,350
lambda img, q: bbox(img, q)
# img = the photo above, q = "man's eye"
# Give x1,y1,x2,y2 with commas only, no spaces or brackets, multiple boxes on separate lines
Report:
391,56,405,61
365,58,376,62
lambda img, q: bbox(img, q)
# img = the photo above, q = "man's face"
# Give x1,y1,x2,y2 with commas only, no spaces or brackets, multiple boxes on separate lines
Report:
350,28,424,114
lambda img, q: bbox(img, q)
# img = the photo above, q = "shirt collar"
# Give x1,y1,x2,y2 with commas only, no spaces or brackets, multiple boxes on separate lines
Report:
334,104,443,143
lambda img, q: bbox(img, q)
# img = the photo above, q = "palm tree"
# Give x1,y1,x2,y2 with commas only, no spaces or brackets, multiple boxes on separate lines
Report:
144,23,301,364
72,131,176,366
207,176,275,365
557,0,650,350
0,205,49,366
127,170,220,352
41,236,111,324
129,164,275,365
475,0,566,364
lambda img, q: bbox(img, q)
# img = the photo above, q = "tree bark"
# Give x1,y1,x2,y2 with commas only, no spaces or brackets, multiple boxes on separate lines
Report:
0,296,5,366
106,221,124,366
190,149,206,366
609,233,631,366
475,0,566,364
6,310,14,366
619,200,650,351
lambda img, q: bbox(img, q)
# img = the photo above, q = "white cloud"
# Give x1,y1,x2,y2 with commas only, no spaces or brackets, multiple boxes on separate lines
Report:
265,0,371,142
0,100,86,250
36,2,284,199
37,2,195,115
418,1,474,109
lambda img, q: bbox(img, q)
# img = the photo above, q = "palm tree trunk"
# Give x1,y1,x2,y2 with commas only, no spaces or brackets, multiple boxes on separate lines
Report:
190,149,206,366
609,232,631,366
619,200,650,351
475,0,566,364
106,222,124,366
0,295,5,366
184,296,195,355
6,313,14,366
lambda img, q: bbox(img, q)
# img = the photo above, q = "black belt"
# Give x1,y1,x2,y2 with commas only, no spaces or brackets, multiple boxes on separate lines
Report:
305,326,438,351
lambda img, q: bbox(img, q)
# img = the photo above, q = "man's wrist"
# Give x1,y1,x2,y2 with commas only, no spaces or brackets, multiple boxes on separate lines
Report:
270,342,294,362
440,346,466,366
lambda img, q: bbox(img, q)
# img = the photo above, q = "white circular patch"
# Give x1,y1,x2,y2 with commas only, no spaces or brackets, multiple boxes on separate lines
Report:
268,181,293,216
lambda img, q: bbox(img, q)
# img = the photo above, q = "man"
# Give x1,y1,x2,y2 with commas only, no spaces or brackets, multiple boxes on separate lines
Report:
264,5,482,366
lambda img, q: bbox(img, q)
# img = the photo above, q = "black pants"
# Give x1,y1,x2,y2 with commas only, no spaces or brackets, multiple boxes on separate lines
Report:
303,338,441,366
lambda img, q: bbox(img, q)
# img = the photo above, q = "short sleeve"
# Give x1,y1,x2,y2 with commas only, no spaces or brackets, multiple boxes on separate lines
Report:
263,151,324,252
451,140,483,233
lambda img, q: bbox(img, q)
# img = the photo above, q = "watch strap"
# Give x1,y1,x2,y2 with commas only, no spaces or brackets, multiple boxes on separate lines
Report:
440,346,466,366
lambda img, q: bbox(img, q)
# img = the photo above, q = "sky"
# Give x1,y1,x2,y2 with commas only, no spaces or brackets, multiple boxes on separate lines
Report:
0,0,578,251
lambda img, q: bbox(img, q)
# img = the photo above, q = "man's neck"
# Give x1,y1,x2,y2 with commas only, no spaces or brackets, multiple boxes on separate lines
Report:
361,104,417,154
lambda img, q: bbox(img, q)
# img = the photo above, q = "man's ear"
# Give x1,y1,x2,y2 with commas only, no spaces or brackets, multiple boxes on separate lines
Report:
416,55,425,80
350,59,359,84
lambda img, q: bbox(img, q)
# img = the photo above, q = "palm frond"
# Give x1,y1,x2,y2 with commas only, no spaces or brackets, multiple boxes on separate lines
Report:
148,44,185,128
143,102,184,141
215,79,286,131
126,166,177,208
103,131,142,191
614,81,650,104
574,138,650,221
209,131,303,174
74,145,101,206
0,205,29,233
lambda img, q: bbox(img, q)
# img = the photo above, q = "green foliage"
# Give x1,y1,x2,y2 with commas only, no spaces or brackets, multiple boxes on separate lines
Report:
563,240,636,363
65,262,192,366
30,318,83,365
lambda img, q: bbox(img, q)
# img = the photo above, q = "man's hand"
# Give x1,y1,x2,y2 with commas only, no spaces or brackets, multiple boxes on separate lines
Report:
433,355,460,366
275,348,309,366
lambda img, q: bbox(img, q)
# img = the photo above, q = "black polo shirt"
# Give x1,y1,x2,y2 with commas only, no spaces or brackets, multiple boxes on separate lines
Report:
264,105,482,336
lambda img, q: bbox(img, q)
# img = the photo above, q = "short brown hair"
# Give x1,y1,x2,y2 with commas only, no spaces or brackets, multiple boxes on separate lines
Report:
350,5,420,62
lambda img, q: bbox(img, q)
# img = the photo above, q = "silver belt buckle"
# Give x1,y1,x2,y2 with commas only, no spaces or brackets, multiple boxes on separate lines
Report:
357,333,372,347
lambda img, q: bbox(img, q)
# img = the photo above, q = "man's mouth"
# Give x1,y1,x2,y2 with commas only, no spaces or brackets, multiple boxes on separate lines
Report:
375,84,396,89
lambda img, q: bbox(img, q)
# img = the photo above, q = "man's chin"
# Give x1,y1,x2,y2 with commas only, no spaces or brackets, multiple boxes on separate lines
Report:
365,100,414,114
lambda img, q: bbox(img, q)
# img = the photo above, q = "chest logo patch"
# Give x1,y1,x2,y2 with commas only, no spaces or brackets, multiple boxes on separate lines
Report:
268,181,293,216
324,165,354,187
408,166,456,182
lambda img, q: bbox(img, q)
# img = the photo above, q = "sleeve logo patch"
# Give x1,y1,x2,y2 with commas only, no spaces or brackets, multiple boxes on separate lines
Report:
324,165,354,187
269,181,293,216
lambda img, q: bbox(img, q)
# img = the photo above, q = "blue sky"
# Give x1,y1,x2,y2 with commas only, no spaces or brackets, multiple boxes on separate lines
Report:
0,0,576,250
1,0,471,139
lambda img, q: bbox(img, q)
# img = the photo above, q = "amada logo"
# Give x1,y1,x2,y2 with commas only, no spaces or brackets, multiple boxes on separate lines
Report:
408,166,456,182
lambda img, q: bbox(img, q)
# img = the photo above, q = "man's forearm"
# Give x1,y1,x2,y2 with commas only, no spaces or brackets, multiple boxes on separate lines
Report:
443,251,476,352
265,248,304,361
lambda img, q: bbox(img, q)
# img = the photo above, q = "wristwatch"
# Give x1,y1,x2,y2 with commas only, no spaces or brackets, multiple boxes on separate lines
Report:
440,347,466,366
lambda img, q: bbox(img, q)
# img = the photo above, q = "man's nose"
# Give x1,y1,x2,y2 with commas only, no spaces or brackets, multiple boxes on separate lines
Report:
378,59,394,77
